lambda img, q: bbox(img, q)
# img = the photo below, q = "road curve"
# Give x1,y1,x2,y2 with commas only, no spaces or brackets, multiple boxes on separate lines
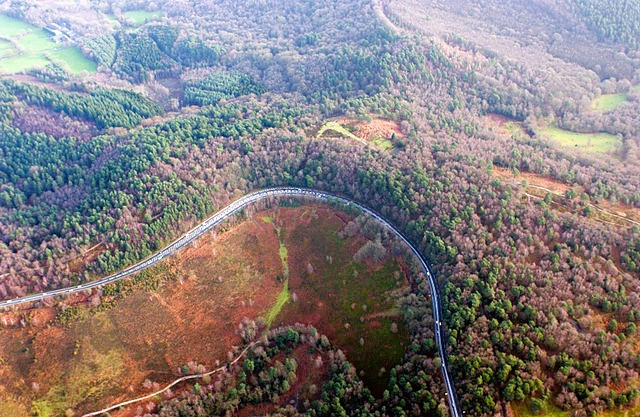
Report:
0,187,461,417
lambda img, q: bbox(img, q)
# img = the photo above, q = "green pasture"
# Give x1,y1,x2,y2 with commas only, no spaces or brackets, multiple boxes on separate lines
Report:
122,10,163,25
592,92,627,111
0,14,95,75
538,126,620,154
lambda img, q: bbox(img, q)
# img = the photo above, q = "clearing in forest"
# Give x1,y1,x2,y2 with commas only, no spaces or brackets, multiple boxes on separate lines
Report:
537,126,620,154
591,85,640,112
0,15,96,74
122,10,163,26
592,92,628,111
317,116,403,150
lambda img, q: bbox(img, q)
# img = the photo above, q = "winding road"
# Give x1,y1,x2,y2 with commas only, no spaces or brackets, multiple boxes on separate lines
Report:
0,187,461,417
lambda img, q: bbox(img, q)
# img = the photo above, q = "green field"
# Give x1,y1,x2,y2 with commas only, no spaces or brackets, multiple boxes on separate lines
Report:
0,54,50,73
592,92,628,111
122,10,163,25
49,48,97,73
373,137,393,149
0,14,95,75
0,14,32,37
0,39,15,59
592,84,640,111
317,121,363,142
538,126,620,153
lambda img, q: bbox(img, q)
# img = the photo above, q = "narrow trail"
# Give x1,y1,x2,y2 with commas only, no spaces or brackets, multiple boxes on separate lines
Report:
372,0,403,35
82,343,255,417
525,184,640,227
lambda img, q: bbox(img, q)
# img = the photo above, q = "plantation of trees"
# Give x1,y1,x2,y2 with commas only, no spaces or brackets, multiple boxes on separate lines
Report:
183,72,266,106
1,0,640,416
572,0,640,47
81,24,223,82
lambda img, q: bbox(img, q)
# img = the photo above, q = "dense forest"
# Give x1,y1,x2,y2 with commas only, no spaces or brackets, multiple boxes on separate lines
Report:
1,0,640,416
80,24,223,82
572,0,640,47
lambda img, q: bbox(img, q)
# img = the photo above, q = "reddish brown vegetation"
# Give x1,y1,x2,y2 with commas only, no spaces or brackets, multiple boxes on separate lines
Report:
12,105,97,141
336,115,406,142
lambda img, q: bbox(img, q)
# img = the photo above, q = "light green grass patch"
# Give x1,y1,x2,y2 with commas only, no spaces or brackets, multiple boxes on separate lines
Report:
0,40,15,59
105,14,120,28
264,223,290,326
122,10,163,25
279,241,289,278
317,121,362,142
49,47,97,73
0,15,32,38
0,54,50,73
512,400,569,417
539,126,620,153
592,92,628,111
373,137,393,149
265,283,290,326
0,14,95,75
18,30,55,53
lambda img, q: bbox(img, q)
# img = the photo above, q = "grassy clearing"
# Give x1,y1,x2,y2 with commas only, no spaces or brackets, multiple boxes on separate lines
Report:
538,126,620,153
0,54,50,73
513,397,640,417
265,284,290,326
0,15,32,37
49,47,97,73
317,121,364,142
122,10,163,25
318,120,394,150
29,313,128,417
591,84,640,111
328,260,408,393
0,39,15,59
32,348,126,417
0,14,95,74
372,137,393,149
592,93,628,111
318,118,401,150
512,400,568,417
263,216,290,326
19,30,55,52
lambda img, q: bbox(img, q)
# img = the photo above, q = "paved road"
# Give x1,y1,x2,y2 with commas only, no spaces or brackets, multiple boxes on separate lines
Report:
0,187,461,417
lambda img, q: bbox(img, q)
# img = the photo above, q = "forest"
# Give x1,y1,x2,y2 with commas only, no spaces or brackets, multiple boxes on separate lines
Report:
0,0,640,416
